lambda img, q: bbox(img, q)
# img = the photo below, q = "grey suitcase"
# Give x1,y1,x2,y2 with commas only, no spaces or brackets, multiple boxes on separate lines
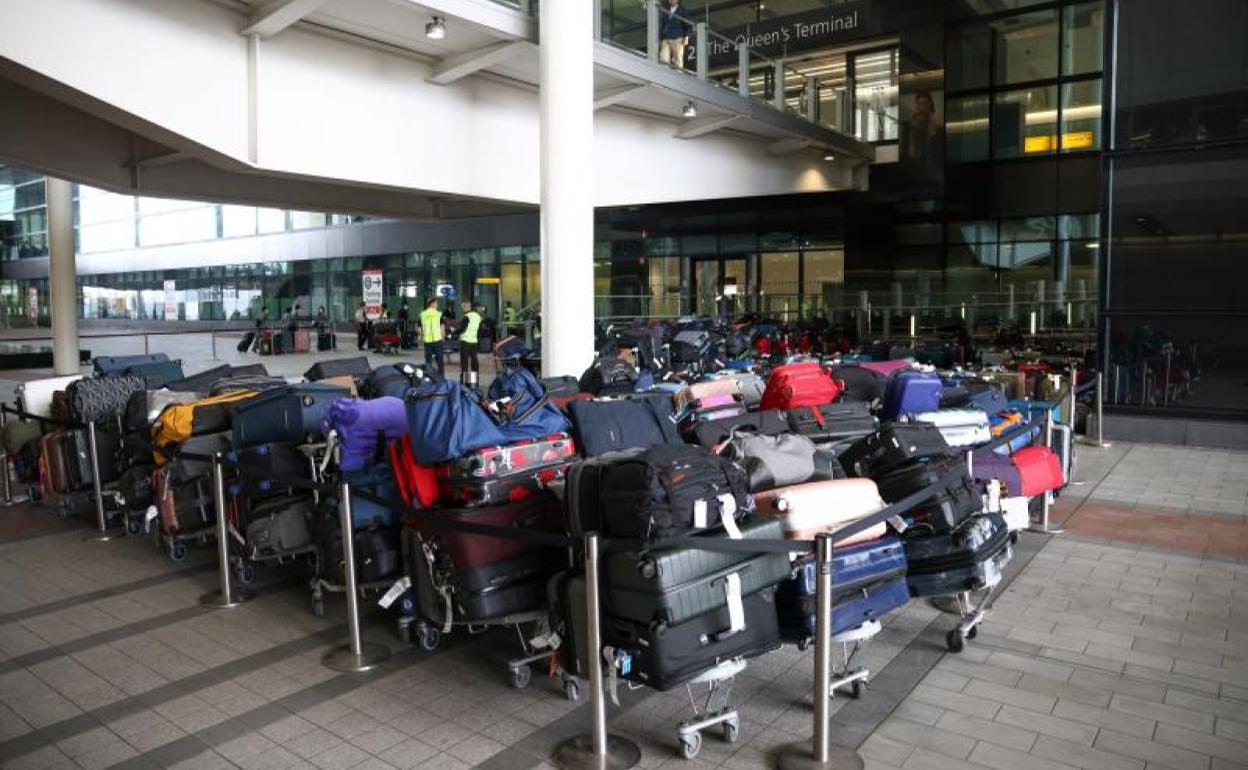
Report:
603,517,792,630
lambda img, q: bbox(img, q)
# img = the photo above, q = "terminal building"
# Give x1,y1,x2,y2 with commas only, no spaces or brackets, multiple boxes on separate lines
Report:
0,3,1246,768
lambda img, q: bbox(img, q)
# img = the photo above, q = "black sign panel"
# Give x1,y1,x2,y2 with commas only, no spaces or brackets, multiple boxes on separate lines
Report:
705,0,881,67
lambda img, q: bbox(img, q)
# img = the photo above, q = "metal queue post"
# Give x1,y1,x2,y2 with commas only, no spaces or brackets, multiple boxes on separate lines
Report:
553,533,641,770
201,452,252,608
1079,372,1112,449
83,421,123,542
323,477,392,672
775,533,865,770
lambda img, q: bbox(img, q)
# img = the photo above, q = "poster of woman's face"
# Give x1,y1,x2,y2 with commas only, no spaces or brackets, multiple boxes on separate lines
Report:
904,88,944,168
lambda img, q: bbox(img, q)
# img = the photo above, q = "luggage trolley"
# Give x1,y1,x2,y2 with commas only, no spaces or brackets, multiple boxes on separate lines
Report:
674,658,746,760
795,620,881,700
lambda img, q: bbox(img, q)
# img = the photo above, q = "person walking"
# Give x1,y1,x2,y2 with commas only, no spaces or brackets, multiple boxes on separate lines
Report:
419,296,445,375
659,0,692,70
456,301,483,383
354,301,369,351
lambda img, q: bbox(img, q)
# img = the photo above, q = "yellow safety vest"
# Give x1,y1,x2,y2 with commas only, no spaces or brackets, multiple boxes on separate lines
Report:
461,311,482,344
420,307,443,343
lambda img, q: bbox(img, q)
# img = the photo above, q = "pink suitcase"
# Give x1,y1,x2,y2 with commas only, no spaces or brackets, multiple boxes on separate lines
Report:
861,360,912,377
675,379,742,413
752,479,888,545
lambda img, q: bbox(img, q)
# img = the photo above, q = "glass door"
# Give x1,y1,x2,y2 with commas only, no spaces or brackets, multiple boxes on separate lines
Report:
722,257,748,318
693,258,720,317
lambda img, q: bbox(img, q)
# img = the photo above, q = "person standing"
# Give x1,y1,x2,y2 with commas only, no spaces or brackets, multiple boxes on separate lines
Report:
504,301,517,335
659,0,692,70
354,301,369,351
456,301,483,383
420,296,445,375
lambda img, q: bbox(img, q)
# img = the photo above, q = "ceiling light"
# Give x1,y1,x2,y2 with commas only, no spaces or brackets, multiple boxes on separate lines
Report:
682,101,697,119
823,153,836,161
426,16,446,39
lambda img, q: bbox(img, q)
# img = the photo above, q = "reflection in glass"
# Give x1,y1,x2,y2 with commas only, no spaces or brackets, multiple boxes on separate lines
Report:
947,23,990,92
992,10,1059,85
947,95,991,162
993,85,1059,158
1063,2,1105,76
1062,79,1102,152
852,49,899,143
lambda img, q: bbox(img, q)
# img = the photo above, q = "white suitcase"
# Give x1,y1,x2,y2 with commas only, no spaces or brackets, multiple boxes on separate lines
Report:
16,374,85,419
752,478,888,545
904,409,992,448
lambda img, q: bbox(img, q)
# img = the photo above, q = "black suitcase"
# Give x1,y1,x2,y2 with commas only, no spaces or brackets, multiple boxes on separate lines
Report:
566,396,683,457
321,523,402,584
838,424,950,479
690,409,788,448
875,457,984,533
244,497,314,559
412,543,550,624
785,402,879,444
237,332,256,354
831,365,886,404
905,513,1012,597
542,376,580,399
304,357,371,381
93,354,170,376
605,587,782,690
582,444,750,540
228,442,311,493
603,517,792,630
66,426,121,489
164,364,233,393
317,333,336,352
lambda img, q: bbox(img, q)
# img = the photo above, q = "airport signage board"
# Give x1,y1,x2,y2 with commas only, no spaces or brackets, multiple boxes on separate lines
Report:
26,287,37,322
362,269,383,318
164,279,177,320
706,0,873,67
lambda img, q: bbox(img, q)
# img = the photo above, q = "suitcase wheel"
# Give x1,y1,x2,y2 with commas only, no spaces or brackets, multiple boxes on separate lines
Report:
946,628,965,653
168,541,187,563
680,731,702,760
125,517,142,536
722,717,740,743
312,597,325,618
509,664,532,690
564,677,582,703
417,624,441,652
398,621,412,645
236,564,256,586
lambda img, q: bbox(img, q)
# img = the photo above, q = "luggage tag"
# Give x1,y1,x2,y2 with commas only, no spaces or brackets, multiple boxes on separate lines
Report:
143,505,158,533
318,431,338,478
887,515,909,534
377,576,411,609
723,572,746,636
692,495,741,538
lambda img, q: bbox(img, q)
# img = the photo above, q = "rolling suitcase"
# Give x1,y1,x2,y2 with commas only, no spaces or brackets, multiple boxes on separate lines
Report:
66,426,121,489
243,496,313,559
760,362,842,411
67,375,146,424
874,457,984,533
436,442,576,507
409,494,563,576
304,357,371,381
905,513,1012,597
163,364,232,393
174,432,233,478
259,333,274,356
719,371,765,408
1009,446,1065,495
752,479,887,544
603,586,782,690
880,371,943,420
837,423,950,479
153,461,214,537
93,354,170,376
690,409,788,449
317,332,336,351
294,328,311,353
903,409,992,448
40,431,73,495
228,442,310,493
360,363,433,399
238,332,256,354
673,379,742,416
830,364,886,404
778,576,912,640
122,360,185,389
230,383,349,449
322,523,402,585
602,517,792,630
785,402,878,445
341,465,405,529
566,396,683,457
789,535,908,601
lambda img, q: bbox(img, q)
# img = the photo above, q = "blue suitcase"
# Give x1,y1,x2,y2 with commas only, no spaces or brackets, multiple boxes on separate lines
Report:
792,535,908,598
880,371,942,419
1007,399,1062,425
341,465,403,529
94,353,170,376
230,383,349,449
123,360,185,389
970,387,1009,415
777,576,912,640
227,442,310,494
991,422,1043,455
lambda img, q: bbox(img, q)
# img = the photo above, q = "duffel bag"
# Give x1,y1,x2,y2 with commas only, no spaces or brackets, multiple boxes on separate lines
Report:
388,435,439,508
67,375,146,424
691,409,788,448
244,496,314,558
360,363,436,399
592,444,750,540
484,367,572,440
720,431,841,492
831,364,886,405
759,362,842,411
838,423,951,479
153,390,257,461
405,380,507,464
578,358,638,396
567,395,682,457
324,396,408,472
304,356,370,382
673,378,741,415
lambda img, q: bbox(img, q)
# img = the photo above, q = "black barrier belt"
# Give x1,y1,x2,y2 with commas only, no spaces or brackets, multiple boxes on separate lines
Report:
124,432,334,495
1074,379,1097,396
351,486,575,549
1,403,88,431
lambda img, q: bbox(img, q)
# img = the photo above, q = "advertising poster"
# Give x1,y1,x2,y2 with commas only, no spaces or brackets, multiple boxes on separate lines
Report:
362,269,384,318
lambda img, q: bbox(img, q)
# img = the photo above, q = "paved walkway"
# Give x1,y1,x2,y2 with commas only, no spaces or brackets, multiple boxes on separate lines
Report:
0,436,1244,770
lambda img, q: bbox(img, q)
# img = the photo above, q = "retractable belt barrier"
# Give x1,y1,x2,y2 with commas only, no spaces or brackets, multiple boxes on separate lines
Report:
0,403,89,431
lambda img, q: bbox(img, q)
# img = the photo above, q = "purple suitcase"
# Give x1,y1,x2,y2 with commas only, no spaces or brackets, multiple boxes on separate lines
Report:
324,397,409,472
881,371,943,420
970,453,1024,497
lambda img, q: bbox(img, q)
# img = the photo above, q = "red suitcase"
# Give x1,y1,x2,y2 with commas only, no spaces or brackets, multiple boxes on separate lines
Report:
437,433,576,482
436,459,575,507
406,494,563,572
1011,446,1065,496
388,435,439,509
759,362,843,411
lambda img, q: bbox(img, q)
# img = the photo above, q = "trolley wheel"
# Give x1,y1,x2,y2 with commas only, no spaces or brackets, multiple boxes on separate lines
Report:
851,680,864,699
509,665,532,690
168,542,187,563
419,626,442,652
125,517,142,536
679,731,702,760
564,678,582,703
722,718,740,744
966,625,978,640
237,565,256,586
797,639,810,652
398,623,412,645
946,629,965,654
312,598,325,618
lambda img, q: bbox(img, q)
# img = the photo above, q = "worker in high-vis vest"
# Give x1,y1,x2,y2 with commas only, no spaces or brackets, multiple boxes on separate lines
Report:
456,301,483,383
419,296,444,375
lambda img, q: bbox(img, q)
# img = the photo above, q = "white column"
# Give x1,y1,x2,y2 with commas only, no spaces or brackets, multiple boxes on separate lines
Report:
539,0,595,378
46,177,80,376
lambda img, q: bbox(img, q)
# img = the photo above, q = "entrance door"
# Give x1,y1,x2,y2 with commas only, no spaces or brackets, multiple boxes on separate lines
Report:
691,257,749,318
693,258,720,317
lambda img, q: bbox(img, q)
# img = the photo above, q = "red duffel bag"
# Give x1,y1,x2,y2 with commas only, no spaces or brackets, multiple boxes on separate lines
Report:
759,362,843,411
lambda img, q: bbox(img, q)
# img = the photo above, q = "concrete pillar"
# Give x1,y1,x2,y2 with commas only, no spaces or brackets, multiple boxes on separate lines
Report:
539,0,595,378
46,177,80,376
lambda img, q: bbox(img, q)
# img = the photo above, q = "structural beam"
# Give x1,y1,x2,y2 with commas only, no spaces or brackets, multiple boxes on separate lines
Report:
593,83,648,111
428,40,533,85
539,0,595,378
676,114,738,139
46,177,79,376
767,137,813,156
241,0,333,38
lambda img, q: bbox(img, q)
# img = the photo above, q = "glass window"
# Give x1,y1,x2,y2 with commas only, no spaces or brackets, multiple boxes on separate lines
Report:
258,208,286,234
290,211,328,230
1061,79,1102,152
947,95,991,162
947,23,990,92
992,10,1059,86
79,220,135,253
852,49,899,143
138,207,217,246
222,205,257,237
993,85,1058,158
77,187,133,225
1063,2,1105,76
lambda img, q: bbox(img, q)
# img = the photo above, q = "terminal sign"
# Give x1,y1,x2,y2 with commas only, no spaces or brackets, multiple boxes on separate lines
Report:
362,269,383,318
706,1,867,66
